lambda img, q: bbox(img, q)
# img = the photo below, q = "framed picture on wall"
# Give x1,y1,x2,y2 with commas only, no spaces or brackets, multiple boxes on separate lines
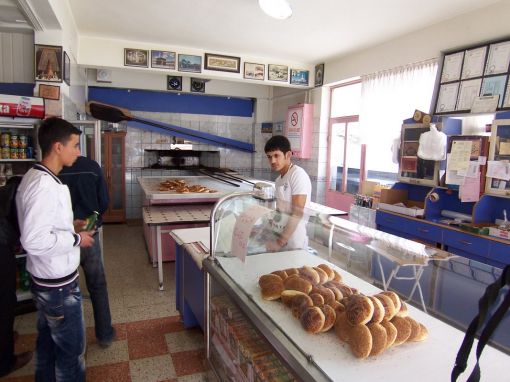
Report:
290,69,309,86
35,44,63,82
151,50,176,69
204,53,241,73
38,84,60,100
124,48,148,67
167,76,182,91
244,62,265,80
63,51,71,85
190,78,206,93
178,54,202,73
268,64,288,82
314,63,324,87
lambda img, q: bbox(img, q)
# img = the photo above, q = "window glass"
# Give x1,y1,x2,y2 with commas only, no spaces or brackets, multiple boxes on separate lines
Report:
331,82,361,118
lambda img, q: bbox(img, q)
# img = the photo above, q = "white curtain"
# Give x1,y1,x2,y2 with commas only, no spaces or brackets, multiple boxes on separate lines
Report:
359,60,438,174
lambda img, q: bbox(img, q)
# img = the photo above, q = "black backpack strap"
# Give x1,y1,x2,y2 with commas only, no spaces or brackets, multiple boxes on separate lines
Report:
452,265,510,382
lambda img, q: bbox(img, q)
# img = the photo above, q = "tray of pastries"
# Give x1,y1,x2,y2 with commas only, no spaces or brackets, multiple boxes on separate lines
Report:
158,179,217,194
258,264,428,359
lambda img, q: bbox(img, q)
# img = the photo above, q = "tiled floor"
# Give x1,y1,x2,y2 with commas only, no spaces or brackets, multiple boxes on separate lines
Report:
1,223,207,382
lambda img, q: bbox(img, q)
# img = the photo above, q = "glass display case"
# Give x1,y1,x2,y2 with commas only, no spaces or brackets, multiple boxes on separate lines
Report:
203,192,509,381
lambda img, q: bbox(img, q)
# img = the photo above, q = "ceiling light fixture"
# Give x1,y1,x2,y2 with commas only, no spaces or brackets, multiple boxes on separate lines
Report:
258,0,292,20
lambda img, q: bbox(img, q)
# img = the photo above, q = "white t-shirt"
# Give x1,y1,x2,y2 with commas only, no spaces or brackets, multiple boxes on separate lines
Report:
272,164,311,249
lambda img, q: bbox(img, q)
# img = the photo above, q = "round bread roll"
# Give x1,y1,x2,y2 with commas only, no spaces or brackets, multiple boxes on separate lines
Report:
368,296,385,324
298,266,321,285
395,301,409,318
320,305,337,332
367,322,387,356
285,268,299,276
335,283,354,297
284,276,312,294
381,320,397,348
258,274,282,287
313,266,329,284
317,264,335,281
405,316,421,342
414,323,429,342
331,301,345,314
311,286,336,306
374,294,397,321
291,294,314,318
281,290,308,308
346,295,374,326
391,316,412,346
300,307,325,334
349,324,372,359
333,270,343,282
310,293,325,306
380,291,402,313
271,270,288,281
334,312,351,343
325,286,343,301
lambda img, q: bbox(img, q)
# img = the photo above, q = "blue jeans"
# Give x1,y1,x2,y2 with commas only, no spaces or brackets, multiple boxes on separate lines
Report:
80,233,114,343
31,280,85,382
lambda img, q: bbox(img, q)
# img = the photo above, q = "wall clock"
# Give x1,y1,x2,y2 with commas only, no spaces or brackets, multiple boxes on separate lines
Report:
167,75,182,91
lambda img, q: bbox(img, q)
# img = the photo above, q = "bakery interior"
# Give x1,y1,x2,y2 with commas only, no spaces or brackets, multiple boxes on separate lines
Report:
1,0,510,381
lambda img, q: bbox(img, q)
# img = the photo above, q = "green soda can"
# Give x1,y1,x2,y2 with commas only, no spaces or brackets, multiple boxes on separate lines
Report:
84,211,99,231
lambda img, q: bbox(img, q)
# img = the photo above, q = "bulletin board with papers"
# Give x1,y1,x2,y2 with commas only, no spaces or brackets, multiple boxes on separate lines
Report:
433,37,510,115
485,119,510,197
445,135,489,202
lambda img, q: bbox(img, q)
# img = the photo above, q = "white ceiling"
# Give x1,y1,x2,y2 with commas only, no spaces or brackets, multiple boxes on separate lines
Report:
66,0,501,64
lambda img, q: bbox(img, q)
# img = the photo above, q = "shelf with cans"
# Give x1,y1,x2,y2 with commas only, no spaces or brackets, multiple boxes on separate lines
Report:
0,129,36,161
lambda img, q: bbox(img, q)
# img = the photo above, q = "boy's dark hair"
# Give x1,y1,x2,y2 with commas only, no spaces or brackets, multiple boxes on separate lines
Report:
38,117,81,157
264,135,291,154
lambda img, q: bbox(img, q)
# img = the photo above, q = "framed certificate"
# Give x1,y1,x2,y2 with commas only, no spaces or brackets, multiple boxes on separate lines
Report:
456,79,482,111
440,51,464,83
485,41,510,75
461,46,487,79
436,83,459,113
481,75,507,108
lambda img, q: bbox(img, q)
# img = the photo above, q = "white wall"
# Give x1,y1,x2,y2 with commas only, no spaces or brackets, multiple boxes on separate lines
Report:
0,31,34,83
325,0,510,83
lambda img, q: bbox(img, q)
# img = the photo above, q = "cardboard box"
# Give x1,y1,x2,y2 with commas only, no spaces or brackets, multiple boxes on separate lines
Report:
378,189,425,217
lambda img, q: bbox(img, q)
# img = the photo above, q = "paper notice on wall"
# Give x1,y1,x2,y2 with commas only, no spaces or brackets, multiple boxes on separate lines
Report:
478,156,487,165
499,141,510,155
460,173,480,202
487,160,510,180
231,204,272,262
446,169,464,185
448,140,472,171
457,161,480,178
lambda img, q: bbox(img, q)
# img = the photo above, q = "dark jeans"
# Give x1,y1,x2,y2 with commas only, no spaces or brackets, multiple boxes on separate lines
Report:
32,280,85,382
80,233,114,342
0,245,16,376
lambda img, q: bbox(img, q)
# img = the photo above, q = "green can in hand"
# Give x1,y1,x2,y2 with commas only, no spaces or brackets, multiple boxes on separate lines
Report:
84,211,99,231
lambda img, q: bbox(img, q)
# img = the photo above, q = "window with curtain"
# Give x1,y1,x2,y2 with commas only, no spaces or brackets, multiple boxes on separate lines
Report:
359,60,438,186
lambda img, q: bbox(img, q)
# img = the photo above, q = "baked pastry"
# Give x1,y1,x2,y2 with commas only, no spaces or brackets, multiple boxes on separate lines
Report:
285,268,299,276
319,305,337,332
284,275,312,294
331,301,345,314
380,291,402,313
271,270,288,281
367,322,387,356
298,266,321,285
374,294,396,321
259,274,284,300
395,301,409,318
281,290,308,308
391,316,412,346
334,312,351,343
317,264,335,281
310,293,325,306
346,295,374,326
311,286,336,306
368,296,385,324
313,266,329,284
300,307,325,334
381,320,397,348
324,285,343,301
333,270,343,282
414,323,429,342
291,294,314,318
405,316,421,342
349,324,372,359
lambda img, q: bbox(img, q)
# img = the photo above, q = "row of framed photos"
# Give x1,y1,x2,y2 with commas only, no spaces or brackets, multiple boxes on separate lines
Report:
35,44,71,85
435,38,510,114
124,48,325,87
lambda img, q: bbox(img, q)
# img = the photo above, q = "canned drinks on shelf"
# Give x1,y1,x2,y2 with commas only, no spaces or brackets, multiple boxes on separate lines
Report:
1,147,9,159
18,135,27,148
10,148,19,159
18,148,27,159
1,132,10,147
10,134,19,148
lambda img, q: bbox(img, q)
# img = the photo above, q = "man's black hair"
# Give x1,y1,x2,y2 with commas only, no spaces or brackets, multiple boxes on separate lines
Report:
38,117,81,158
264,135,292,154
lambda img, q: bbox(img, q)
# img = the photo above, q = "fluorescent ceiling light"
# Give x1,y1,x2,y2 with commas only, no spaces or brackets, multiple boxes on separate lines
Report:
258,0,292,20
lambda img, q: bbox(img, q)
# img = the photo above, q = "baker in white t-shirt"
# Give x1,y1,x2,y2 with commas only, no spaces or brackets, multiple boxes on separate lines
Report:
264,135,312,251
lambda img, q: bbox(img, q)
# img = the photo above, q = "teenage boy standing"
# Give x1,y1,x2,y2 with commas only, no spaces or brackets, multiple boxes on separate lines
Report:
16,117,95,382
264,135,312,251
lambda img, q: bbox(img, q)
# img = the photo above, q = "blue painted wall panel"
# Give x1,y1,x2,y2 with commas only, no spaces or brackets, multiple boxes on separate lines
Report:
0,83,34,96
88,86,254,117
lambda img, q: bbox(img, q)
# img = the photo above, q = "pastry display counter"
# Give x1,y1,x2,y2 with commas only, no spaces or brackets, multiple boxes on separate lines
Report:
203,192,509,381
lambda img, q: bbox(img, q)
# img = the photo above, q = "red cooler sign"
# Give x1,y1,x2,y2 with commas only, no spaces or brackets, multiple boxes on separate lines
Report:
0,94,45,119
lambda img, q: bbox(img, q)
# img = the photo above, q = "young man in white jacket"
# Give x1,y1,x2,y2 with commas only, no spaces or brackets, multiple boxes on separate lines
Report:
16,117,95,382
